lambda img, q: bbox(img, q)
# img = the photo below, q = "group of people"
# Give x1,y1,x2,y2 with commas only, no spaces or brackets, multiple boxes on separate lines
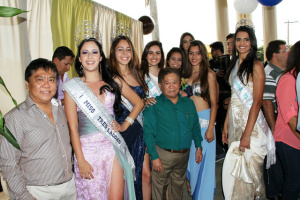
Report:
0,21,299,200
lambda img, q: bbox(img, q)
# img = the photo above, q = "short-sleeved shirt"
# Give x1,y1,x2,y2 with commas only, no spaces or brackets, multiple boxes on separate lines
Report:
273,69,300,150
209,59,231,94
263,62,284,114
143,93,202,160
297,72,300,131
56,72,70,105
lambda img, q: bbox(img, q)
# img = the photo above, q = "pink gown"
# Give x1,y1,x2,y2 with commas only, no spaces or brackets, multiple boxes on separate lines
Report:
74,91,116,200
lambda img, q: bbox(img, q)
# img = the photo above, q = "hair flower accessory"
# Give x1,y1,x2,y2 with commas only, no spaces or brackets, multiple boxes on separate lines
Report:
181,78,189,90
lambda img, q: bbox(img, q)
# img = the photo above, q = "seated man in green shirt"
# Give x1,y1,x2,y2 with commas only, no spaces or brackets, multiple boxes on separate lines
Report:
143,67,203,200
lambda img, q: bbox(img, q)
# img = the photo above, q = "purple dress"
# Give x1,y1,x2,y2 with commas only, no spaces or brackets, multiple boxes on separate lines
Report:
74,91,116,200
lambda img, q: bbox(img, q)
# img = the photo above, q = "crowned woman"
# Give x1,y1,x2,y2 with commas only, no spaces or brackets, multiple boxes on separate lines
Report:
108,24,151,200
63,21,143,200
222,20,276,200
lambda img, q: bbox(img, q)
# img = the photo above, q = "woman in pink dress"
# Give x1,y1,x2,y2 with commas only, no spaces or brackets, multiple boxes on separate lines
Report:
64,38,143,200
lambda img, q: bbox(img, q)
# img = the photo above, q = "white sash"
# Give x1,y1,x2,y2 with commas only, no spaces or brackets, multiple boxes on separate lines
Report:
199,118,209,129
145,74,161,98
231,60,276,169
62,77,136,177
121,95,143,126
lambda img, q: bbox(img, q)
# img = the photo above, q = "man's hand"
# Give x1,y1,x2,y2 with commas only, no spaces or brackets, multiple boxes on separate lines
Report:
145,97,156,107
195,149,203,164
216,70,224,77
222,126,228,144
179,90,188,97
223,98,230,110
152,158,163,173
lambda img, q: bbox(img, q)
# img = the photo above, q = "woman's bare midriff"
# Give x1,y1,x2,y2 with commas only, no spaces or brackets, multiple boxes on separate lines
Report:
190,95,209,112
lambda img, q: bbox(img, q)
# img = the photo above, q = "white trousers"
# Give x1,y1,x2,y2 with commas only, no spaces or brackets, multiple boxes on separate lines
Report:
26,175,77,200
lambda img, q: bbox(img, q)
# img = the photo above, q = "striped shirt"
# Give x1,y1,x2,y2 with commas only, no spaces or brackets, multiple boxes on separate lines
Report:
0,95,73,200
263,62,284,114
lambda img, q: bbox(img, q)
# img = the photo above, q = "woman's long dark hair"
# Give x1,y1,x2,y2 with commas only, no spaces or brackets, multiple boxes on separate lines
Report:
108,35,148,99
141,41,164,79
187,40,211,104
225,26,258,85
75,38,123,115
179,32,195,56
280,41,300,79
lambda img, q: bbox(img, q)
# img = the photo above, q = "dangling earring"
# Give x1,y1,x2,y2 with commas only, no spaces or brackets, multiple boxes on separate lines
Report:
80,65,85,75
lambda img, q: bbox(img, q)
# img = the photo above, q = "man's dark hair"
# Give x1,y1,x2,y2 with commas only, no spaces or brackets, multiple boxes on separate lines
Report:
226,33,234,40
266,40,286,61
210,41,224,54
158,67,181,84
52,46,75,61
25,58,58,82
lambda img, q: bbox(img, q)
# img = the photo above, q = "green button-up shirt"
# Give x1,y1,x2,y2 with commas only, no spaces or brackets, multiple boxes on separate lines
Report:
143,93,203,160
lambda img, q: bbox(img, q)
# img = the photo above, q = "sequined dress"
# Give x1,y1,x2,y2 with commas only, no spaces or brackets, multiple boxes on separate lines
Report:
116,86,145,200
74,91,116,200
222,77,267,200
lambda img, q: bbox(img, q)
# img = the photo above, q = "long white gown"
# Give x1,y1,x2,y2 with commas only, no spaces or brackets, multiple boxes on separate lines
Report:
222,78,268,200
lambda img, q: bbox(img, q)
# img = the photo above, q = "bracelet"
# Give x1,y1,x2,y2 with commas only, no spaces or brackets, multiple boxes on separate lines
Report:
196,147,203,151
125,116,134,125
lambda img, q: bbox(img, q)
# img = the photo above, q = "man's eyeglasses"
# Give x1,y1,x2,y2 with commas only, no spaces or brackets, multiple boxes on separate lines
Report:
279,47,290,53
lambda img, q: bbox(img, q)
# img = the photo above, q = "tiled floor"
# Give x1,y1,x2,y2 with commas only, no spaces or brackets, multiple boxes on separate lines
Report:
0,159,273,200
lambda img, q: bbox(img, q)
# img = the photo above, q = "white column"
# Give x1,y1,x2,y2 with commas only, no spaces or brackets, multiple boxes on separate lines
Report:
263,6,277,60
215,0,229,46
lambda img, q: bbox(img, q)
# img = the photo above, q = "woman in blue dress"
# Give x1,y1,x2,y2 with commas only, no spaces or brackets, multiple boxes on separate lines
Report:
182,40,218,200
108,35,151,200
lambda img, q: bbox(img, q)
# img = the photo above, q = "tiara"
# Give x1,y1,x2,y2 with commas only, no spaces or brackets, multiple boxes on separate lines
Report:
74,20,102,46
111,21,131,42
235,18,255,32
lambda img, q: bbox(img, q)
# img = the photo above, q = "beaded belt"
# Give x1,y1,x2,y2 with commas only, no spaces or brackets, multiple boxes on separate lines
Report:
163,148,189,153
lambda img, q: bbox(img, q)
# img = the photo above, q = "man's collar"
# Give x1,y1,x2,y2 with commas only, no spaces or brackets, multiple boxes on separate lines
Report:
268,61,284,73
25,94,36,109
59,72,69,81
160,93,185,104
25,93,58,110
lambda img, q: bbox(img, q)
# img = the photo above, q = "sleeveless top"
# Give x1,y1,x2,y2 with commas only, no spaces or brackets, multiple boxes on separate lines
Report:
183,82,201,97
77,91,115,137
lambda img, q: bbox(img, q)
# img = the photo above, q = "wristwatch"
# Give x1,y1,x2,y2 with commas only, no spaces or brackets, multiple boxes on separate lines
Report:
196,147,203,151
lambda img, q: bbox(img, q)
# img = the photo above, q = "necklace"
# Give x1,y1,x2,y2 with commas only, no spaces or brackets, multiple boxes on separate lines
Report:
82,77,102,83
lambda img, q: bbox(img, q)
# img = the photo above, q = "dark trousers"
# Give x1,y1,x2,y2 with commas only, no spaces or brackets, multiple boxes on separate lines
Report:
276,142,300,200
215,94,229,153
264,152,284,198
151,146,190,200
